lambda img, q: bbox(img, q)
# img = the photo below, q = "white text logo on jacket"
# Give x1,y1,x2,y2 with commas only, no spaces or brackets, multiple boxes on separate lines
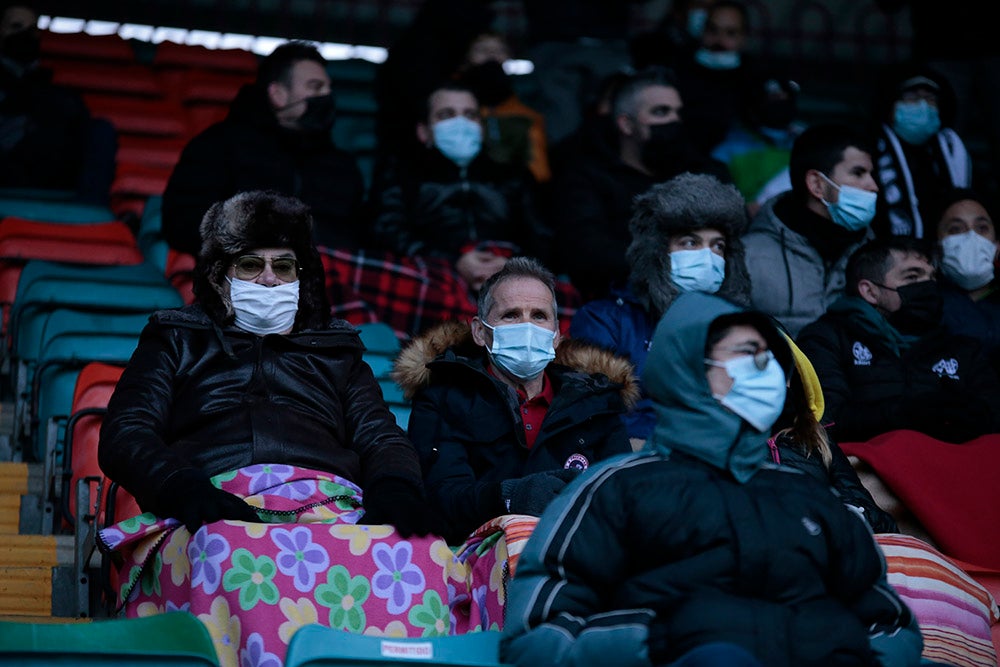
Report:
931,357,960,380
852,342,872,366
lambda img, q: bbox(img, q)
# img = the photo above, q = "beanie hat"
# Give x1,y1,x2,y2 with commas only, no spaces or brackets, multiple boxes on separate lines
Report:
193,190,330,330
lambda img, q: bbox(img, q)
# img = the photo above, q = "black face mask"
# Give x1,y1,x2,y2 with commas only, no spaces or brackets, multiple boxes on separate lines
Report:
461,60,514,107
639,121,693,176
296,93,337,134
1,29,39,66
887,280,943,335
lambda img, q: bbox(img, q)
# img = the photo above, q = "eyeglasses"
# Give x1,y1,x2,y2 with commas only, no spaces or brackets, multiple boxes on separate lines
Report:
705,349,772,371
232,255,299,281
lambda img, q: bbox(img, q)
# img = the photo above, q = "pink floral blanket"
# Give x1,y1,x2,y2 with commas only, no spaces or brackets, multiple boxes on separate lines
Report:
97,465,473,667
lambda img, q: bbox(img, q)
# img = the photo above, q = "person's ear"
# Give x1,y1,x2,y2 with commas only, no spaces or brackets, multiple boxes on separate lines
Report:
857,279,880,306
552,325,562,350
804,169,828,201
416,122,431,146
267,81,288,110
471,317,488,347
616,113,635,138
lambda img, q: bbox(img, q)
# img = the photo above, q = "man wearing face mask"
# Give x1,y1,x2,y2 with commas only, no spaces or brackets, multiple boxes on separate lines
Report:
100,190,441,539
930,187,1000,375
0,4,117,204
797,236,1000,444
551,66,731,301
743,122,879,337
571,173,751,443
392,257,635,544
871,67,972,239
162,40,365,257
370,83,550,294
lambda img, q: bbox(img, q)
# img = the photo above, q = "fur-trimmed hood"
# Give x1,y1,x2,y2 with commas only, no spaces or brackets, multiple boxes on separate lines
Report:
192,189,330,331
627,172,752,321
392,320,641,409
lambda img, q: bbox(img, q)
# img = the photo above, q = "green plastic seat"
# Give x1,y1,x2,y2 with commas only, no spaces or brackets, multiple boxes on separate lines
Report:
356,322,411,429
0,612,220,665
284,626,505,667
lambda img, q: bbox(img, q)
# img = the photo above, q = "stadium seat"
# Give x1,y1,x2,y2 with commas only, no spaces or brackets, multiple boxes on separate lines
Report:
48,62,164,98
284,625,505,667
356,322,410,429
39,30,136,64
0,612,220,665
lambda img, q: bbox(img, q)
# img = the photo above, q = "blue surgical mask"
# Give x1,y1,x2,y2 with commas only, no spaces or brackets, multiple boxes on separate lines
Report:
820,173,877,231
670,248,726,293
892,100,941,146
694,47,741,70
705,351,786,432
482,320,556,380
432,116,482,168
228,277,299,335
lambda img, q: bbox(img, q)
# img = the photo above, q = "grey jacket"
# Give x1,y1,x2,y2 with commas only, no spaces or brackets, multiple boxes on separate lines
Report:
743,193,872,337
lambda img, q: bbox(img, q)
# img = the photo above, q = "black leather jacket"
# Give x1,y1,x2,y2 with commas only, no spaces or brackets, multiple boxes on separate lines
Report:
98,305,423,512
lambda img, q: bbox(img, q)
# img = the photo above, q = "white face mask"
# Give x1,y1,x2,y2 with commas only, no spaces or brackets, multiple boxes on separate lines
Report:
228,277,299,335
940,230,997,291
482,321,556,380
694,47,741,70
670,248,726,293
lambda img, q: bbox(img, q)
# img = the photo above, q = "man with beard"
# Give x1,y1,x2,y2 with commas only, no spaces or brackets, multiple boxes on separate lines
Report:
797,235,1000,444
549,66,731,301
162,40,366,255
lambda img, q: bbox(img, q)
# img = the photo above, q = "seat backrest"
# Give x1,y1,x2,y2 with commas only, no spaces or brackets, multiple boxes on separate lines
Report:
356,322,410,428
285,626,505,667
0,196,116,223
0,217,142,264
0,611,220,665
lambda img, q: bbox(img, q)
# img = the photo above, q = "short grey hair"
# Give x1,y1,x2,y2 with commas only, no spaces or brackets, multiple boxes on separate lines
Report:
476,256,558,320
612,66,679,119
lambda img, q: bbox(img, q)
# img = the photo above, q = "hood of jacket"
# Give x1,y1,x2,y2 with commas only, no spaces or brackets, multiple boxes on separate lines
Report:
627,173,752,320
392,320,640,408
643,292,790,482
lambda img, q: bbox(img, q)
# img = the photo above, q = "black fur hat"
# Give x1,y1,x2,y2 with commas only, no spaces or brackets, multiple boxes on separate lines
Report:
627,172,752,320
193,190,330,330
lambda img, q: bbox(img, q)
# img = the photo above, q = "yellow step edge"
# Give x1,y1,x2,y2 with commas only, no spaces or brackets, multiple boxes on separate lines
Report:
0,462,29,495
0,535,59,567
0,567,52,616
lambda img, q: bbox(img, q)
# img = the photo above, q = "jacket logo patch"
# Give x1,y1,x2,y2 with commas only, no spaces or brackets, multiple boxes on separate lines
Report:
852,342,872,366
932,357,959,380
564,454,589,470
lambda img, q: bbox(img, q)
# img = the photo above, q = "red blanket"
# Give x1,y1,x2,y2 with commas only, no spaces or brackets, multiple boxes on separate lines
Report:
840,430,1000,569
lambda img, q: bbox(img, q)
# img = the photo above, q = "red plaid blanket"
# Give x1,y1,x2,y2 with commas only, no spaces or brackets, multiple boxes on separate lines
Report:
321,248,581,340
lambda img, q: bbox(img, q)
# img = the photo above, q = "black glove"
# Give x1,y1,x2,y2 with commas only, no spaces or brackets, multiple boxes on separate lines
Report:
359,478,446,539
500,468,581,516
153,468,260,533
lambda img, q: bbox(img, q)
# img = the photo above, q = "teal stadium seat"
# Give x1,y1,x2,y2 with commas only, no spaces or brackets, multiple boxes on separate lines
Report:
0,612,220,665
356,322,411,429
284,625,506,667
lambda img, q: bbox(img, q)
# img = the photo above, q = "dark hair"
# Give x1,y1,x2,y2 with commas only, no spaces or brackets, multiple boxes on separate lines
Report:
844,236,933,296
421,81,478,124
788,123,873,201
612,65,680,119
927,186,997,234
704,310,793,379
707,0,749,31
477,256,557,320
257,40,325,87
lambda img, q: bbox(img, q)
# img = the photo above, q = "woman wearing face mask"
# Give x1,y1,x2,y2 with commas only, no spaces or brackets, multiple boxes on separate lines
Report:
870,66,971,239
933,187,1000,369
99,190,440,539
501,292,924,667
570,173,751,443
393,256,636,544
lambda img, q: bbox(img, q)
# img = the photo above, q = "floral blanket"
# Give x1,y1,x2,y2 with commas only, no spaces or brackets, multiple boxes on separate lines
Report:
97,465,472,667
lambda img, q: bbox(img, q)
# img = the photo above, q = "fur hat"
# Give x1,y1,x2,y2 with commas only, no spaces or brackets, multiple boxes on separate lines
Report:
193,190,330,330
627,172,752,320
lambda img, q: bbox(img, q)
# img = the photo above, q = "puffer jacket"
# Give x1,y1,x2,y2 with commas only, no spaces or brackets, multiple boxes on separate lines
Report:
98,304,423,513
392,321,638,543
501,293,922,667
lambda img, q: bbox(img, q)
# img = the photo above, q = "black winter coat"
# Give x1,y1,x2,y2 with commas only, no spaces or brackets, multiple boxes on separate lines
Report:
393,321,638,543
161,85,366,256
369,149,550,263
797,303,1000,443
98,305,423,513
